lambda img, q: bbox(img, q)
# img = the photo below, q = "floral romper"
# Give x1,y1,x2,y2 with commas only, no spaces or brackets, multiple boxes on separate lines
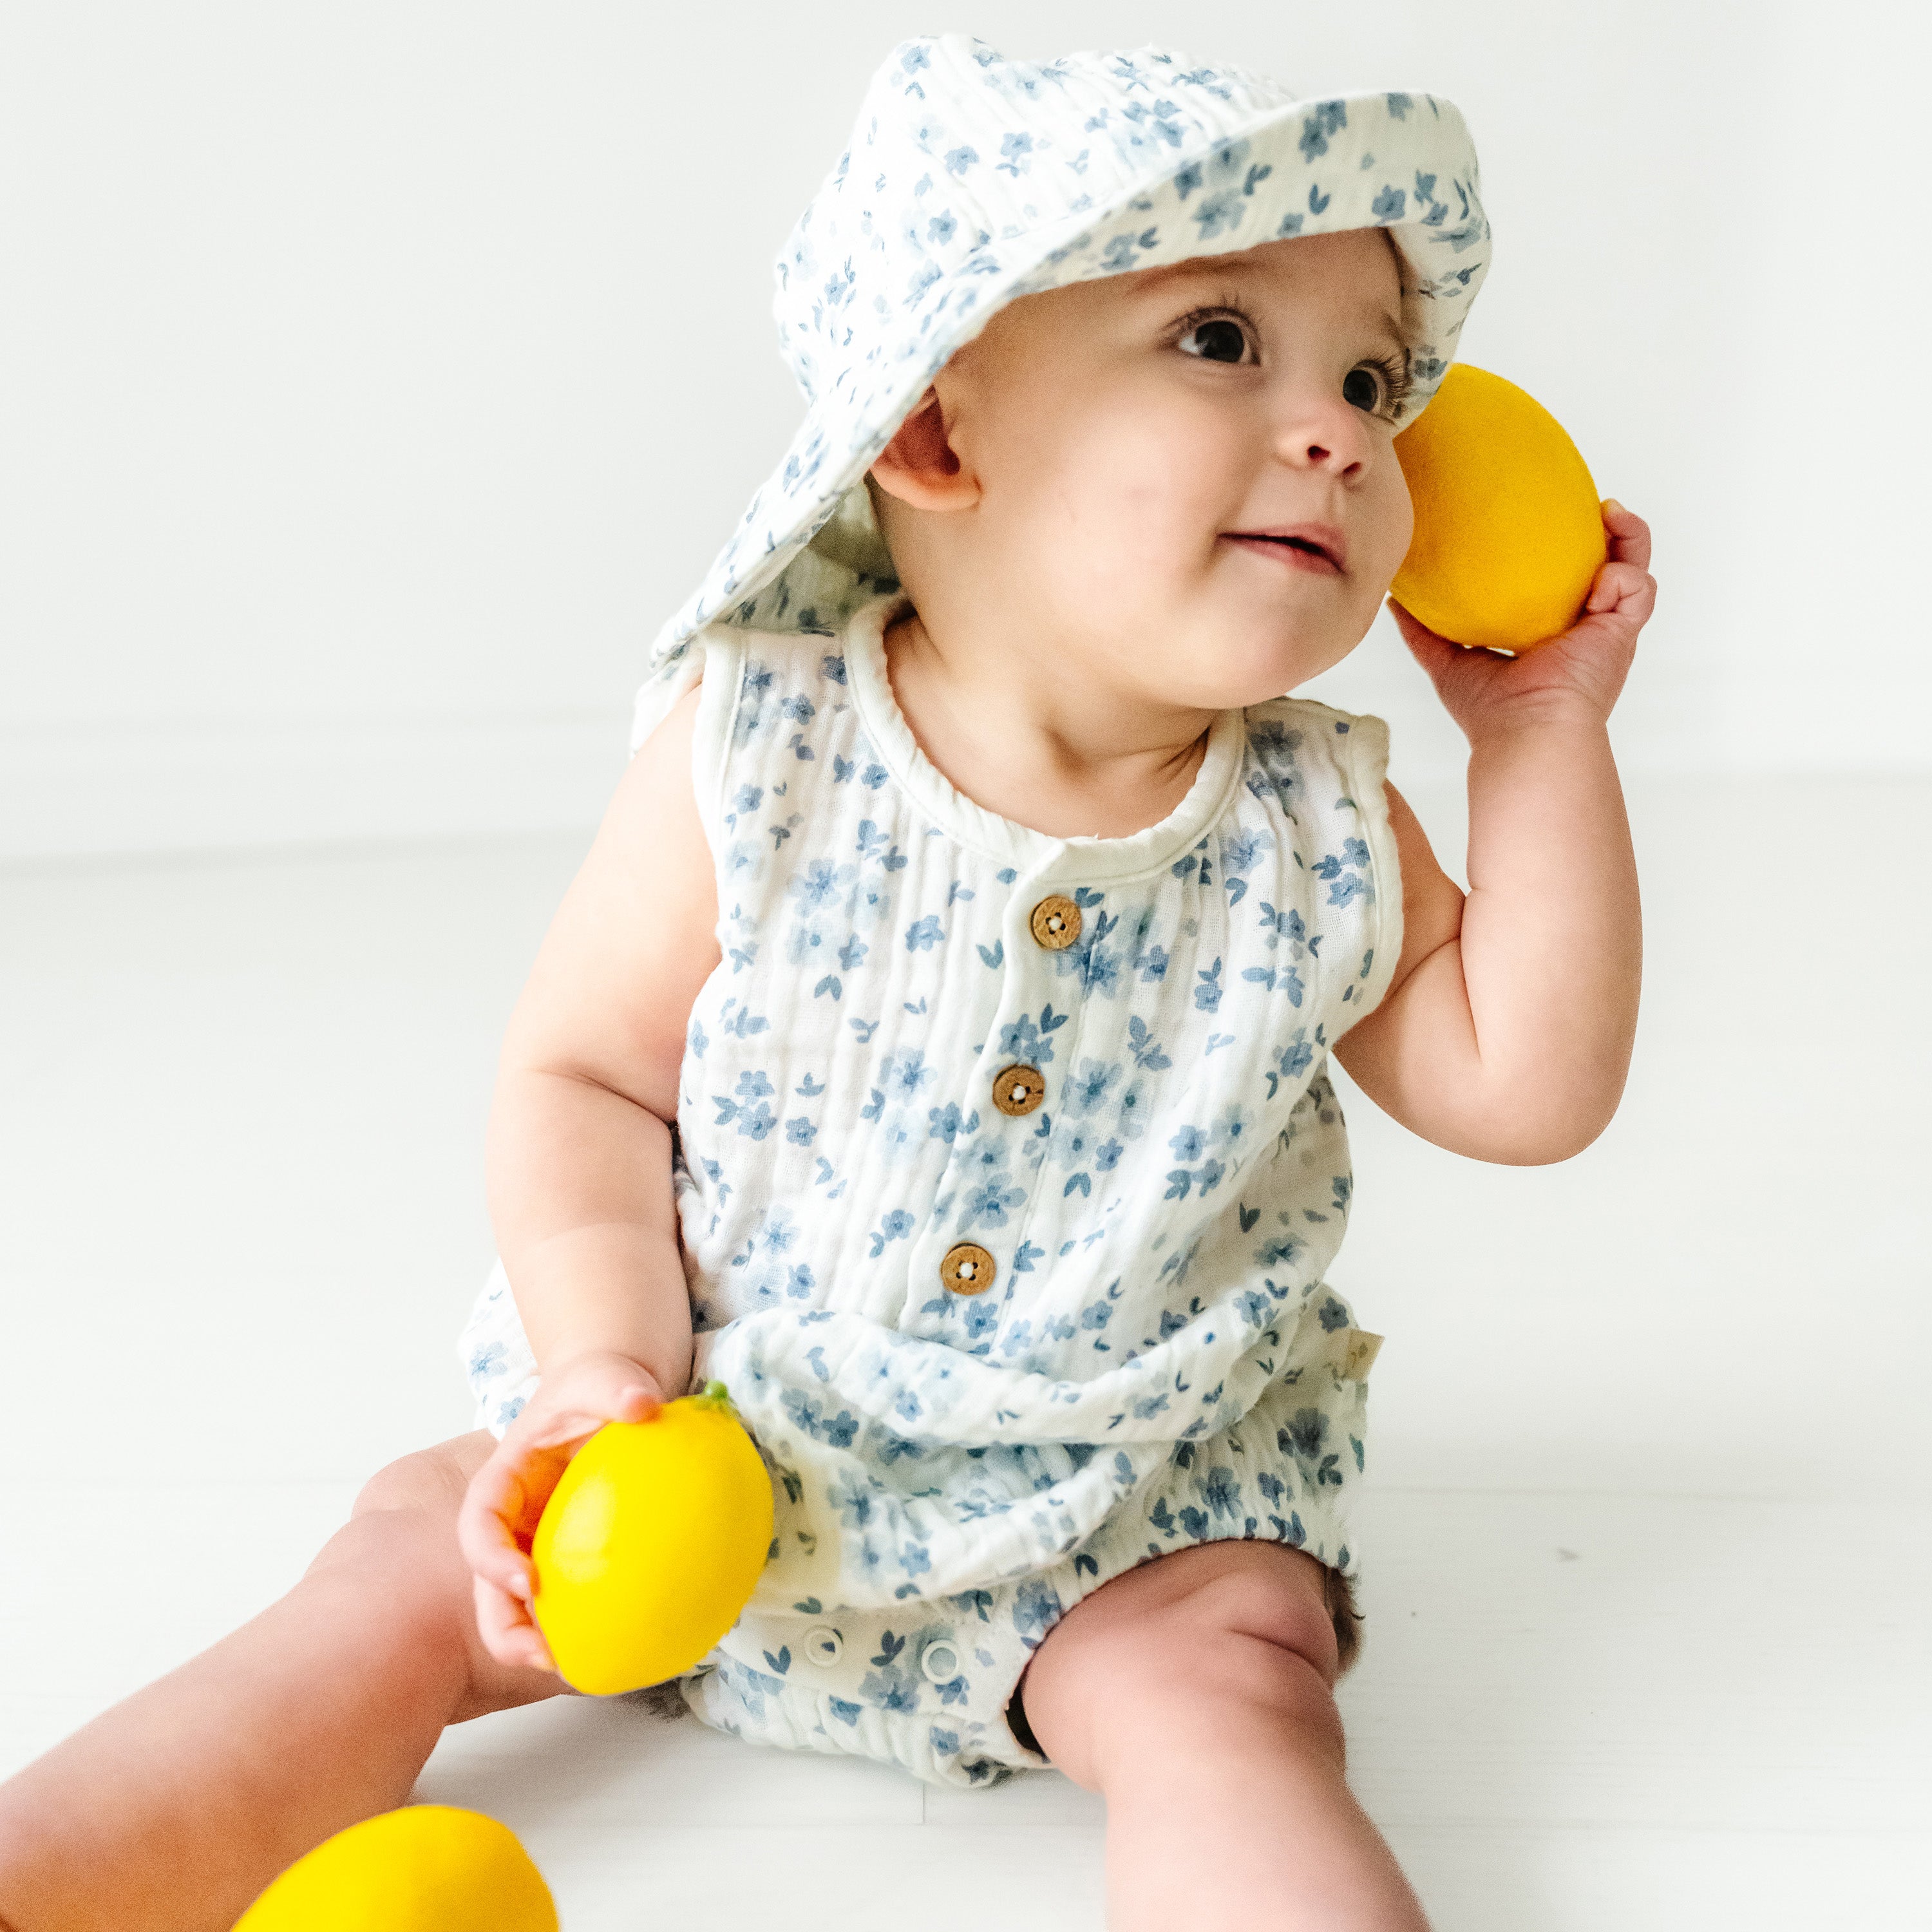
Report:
460,585,1403,1790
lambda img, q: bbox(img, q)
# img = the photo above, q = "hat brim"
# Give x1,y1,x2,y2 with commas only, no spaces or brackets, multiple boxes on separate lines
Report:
632,86,1488,752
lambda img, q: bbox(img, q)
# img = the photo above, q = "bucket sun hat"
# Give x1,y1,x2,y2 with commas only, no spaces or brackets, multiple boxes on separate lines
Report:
630,32,1491,749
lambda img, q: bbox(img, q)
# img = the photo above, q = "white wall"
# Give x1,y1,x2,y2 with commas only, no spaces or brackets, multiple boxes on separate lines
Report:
3,1,1924,858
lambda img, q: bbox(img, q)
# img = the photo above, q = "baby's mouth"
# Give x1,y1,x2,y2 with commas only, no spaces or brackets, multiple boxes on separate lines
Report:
1223,526,1347,575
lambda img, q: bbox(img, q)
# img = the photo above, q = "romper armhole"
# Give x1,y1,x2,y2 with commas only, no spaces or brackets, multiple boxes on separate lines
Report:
1337,710,1403,1030
687,630,745,861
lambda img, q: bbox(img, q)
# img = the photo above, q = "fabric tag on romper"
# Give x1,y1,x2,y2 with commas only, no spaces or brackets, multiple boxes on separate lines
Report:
1340,1330,1384,1381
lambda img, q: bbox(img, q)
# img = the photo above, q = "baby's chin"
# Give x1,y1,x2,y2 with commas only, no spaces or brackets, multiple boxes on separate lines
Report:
1116,571,1379,706
1141,625,1363,711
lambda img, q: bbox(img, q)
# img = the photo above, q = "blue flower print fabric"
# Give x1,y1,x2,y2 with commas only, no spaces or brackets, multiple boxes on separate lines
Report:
460,587,1402,1788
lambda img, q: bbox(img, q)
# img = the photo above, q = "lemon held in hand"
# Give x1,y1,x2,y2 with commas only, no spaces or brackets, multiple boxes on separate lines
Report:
233,1804,556,1931
1390,363,1608,653
531,1378,775,1696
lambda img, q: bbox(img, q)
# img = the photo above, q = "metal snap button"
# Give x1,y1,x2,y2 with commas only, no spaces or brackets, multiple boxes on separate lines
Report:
919,1639,961,1685
802,1625,844,1666
1029,894,1082,950
990,1063,1046,1117
940,1242,996,1295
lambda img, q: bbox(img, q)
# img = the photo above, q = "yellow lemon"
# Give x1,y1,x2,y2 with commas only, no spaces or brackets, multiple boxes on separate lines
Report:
1391,363,1608,652
232,1804,555,1931
531,1378,775,1696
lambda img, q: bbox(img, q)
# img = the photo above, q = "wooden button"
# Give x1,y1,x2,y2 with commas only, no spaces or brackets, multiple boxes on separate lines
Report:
940,1243,996,1295
1029,894,1082,950
991,1063,1046,1117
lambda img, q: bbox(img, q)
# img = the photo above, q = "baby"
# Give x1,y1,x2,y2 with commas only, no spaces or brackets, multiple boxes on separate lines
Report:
0,34,1653,1932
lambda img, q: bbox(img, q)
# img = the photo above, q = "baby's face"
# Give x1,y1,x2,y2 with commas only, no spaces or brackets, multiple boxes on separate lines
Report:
876,227,1415,711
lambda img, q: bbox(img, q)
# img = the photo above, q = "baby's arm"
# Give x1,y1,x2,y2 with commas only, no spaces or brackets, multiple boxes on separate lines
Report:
1334,504,1656,1164
483,684,715,1380
455,684,719,1669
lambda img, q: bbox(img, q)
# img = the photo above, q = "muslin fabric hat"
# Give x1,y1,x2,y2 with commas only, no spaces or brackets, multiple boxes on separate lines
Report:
630,33,1491,749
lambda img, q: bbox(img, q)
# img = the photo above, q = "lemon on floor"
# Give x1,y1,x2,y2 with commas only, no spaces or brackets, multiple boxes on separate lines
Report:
232,1803,556,1931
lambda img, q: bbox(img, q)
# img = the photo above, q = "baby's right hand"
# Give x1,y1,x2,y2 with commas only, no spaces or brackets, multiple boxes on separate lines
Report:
455,1350,667,1672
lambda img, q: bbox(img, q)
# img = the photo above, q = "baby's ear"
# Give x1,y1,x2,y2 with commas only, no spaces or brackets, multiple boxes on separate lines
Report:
869,384,979,512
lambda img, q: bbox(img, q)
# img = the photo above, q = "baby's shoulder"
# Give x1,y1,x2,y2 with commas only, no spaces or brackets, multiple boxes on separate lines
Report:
1240,694,1392,792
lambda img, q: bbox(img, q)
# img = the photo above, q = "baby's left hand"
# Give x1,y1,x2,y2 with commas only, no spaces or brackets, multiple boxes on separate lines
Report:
1387,500,1656,739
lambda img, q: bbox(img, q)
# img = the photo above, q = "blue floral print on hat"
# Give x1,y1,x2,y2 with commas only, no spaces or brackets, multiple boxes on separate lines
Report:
631,33,1491,749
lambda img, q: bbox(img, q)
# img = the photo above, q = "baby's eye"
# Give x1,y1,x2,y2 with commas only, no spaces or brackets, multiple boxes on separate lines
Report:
1341,355,1412,419
1342,365,1385,412
1175,316,1253,365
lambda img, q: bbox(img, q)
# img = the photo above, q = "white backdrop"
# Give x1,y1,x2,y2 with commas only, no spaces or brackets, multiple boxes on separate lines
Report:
3,0,1926,857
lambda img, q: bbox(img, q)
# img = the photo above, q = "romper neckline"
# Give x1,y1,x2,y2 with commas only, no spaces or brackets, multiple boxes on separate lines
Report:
842,589,1249,885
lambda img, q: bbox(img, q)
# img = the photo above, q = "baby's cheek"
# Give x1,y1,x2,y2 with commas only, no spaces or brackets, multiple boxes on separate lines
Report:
1022,491,1190,616
1365,468,1415,589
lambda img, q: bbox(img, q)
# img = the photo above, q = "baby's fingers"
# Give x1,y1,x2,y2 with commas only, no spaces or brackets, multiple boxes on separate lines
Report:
1583,558,1657,624
1600,498,1651,571
455,1447,538,1600
1384,596,1463,668
473,1570,558,1676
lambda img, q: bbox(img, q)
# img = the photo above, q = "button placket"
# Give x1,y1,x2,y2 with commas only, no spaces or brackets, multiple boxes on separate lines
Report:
916,866,1090,1314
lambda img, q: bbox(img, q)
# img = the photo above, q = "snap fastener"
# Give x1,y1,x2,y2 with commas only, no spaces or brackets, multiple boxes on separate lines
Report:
991,1063,1046,1117
940,1242,996,1295
802,1625,844,1666
919,1639,961,1685
1029,894,1081,950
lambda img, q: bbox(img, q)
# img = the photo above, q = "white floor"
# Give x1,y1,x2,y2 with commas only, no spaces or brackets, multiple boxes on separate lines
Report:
3,772,1929,1930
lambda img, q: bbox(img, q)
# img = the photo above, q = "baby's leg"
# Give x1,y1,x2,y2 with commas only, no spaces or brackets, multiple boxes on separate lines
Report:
1016,1540,1428,1932
0,1430,564,1932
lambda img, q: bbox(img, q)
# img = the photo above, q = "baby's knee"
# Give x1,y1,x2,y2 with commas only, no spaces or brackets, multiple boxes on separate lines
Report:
305,1441,485,1643
1188,1560,1349,1692
350,1433,488,1522
1034,1618,1345,1792
1128,1596,1345,1764
1020,1548,1348,1786
311,1446,563,1721
307,1502,465,1637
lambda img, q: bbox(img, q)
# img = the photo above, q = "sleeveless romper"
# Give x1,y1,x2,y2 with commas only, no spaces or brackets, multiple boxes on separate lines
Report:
459,585,1404,1790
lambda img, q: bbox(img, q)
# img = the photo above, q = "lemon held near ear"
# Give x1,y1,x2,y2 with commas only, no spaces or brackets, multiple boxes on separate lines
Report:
1390,363,1608,653
232,1804,556,1931
531,1378,775,1696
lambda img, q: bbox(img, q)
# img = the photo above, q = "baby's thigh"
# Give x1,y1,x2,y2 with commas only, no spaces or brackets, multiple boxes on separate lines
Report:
1014,1540,1343,1788
314,1430,564,1723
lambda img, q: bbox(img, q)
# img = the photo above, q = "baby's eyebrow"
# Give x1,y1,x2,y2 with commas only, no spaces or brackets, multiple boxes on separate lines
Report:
1131,258,1238,298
